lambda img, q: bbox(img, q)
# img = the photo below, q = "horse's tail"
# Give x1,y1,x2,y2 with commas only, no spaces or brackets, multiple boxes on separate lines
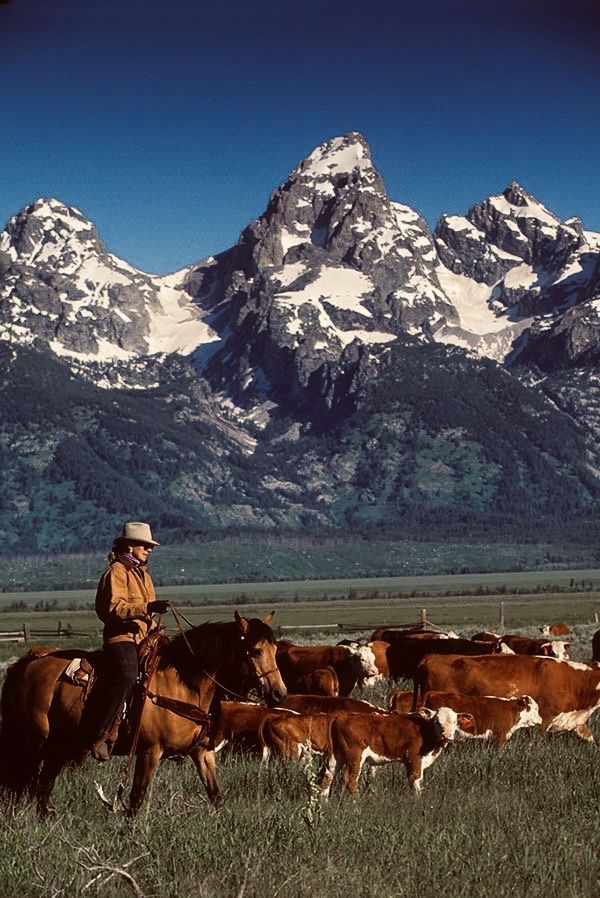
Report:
0,656,42,800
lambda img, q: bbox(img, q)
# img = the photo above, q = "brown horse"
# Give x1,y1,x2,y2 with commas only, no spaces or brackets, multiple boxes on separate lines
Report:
0,611,286,816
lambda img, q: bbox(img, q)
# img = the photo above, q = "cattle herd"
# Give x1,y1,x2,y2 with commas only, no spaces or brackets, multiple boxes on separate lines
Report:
209,623,600,798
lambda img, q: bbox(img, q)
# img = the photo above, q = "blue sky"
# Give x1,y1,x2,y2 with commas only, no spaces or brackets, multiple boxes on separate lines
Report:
1,0,599,273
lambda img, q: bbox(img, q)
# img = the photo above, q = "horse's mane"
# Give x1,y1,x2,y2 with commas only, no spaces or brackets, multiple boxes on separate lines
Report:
158,618,275,690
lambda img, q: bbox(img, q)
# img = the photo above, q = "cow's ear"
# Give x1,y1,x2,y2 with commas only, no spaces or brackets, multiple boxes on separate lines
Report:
416,707,434,720
234,610,250,635
541,643,552,655
457,712,475,730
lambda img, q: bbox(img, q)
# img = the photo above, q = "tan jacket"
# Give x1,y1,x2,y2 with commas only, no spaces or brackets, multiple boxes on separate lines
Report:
95,559,157,645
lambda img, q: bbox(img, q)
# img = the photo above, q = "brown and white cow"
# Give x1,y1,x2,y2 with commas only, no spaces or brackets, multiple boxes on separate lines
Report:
289,666,340,696
387,688,541,747
276,642,379,696
320,707,460,797
339,640,391,687
413,653,600,741
387,635,500,681
279,694,382,715
539,623,570,637
499,634,570,660
260,712,332,760
210,701,298,755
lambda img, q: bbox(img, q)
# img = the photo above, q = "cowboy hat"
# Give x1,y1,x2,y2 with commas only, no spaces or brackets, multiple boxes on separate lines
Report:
116,521,160,546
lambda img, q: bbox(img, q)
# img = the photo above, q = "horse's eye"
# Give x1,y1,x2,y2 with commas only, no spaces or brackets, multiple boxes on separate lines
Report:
250,648,262,658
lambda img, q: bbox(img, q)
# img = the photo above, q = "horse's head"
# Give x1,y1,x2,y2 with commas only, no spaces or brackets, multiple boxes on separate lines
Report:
234,611,287,707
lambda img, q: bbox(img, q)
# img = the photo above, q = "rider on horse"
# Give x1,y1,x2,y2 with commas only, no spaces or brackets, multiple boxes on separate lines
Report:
90,521,170,761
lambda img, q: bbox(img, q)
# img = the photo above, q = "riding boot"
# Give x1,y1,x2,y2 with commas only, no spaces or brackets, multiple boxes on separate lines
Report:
90,711,123,761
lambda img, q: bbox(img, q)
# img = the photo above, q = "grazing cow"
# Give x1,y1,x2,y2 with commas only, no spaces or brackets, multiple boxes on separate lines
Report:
499,634,570,660
387,688,541,746
276,643,378,696
593,630,600,664
279,694,382,715
413,653,600,741
290,667,339,697
320,707,460,797
387,635,500,681
539,623,570,637
260,712,332,760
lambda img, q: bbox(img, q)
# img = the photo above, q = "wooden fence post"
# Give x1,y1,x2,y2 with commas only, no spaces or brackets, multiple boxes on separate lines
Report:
23,622,31,642
420,608,427,628
499,601,505,630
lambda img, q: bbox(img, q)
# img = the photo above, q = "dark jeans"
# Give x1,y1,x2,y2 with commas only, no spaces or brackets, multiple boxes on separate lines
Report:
93,641,139,740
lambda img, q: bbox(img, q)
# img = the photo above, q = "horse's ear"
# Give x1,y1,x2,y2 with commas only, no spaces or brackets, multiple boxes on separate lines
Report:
263,610,275,625
234,610,250,635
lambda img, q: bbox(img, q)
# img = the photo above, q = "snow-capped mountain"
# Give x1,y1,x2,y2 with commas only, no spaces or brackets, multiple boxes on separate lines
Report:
2,133,600,549
0,198,219,388
1,135,598,405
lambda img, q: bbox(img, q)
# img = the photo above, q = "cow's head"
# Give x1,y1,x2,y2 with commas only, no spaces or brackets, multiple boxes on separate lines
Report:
516,695,542,729
346,643,380,680
543,641,570,660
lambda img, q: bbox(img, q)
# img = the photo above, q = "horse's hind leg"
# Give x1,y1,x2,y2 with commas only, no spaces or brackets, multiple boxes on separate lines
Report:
126,747,162,818
36,747,69,817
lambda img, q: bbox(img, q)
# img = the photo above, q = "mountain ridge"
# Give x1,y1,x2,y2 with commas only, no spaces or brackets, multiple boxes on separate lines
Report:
1,132,599,549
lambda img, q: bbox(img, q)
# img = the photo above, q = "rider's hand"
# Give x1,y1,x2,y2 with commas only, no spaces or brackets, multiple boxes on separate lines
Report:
147,600,170,615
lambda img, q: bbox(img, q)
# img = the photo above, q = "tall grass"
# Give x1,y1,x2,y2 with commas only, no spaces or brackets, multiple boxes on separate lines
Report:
0,710,598,897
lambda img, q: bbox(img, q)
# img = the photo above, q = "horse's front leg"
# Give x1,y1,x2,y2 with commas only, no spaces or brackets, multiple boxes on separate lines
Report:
189,747,222,807
126,747,163,818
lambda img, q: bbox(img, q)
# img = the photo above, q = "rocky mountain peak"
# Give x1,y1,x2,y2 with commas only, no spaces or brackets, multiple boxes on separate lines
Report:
0,197,102,268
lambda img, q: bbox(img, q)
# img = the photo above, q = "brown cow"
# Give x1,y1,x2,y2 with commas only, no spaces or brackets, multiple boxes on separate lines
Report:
320,707,460,797
593,630,600,664
413,653,600,741
387,635,500,681
388,688,541,746
371,628,457,643
260,712,332,760
290,666,339,696
279,694,382,715
210,701,298,755
539,623,570,637
499,634,570,660
276,643,378,696
471,631,501,644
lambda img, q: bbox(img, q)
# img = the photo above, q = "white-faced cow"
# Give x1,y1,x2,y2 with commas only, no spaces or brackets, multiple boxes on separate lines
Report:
276,642,378,696
539,623,570,637
387,688,541,747
499,634,570,660
413,653,600,742
319,707,462,798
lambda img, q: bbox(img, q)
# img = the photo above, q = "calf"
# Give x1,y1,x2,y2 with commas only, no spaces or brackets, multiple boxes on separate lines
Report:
500,634,570,660
279,694,382,715
539,623,570,637
387,689,541,747
320,707,459,797
260,712,332,760
210,701,297,755
290,666,339,696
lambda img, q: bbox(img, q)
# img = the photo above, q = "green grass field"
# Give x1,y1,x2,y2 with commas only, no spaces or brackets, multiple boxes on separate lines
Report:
0,581,599,897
